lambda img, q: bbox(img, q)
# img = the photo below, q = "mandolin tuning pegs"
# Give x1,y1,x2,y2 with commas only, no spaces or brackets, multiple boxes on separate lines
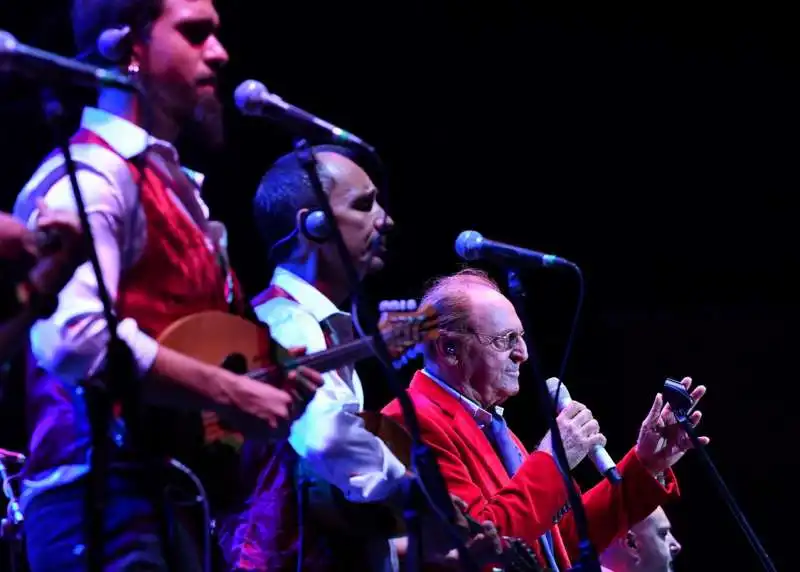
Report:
378,299,419,313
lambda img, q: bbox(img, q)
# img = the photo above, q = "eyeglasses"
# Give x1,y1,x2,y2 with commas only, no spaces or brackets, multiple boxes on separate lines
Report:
469,329,526,352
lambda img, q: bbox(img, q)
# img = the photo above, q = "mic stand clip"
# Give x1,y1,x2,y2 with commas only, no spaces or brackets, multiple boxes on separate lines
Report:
505,269,601,572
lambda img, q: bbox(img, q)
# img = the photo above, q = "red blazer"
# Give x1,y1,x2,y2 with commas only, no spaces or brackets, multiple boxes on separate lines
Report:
381,371,680,569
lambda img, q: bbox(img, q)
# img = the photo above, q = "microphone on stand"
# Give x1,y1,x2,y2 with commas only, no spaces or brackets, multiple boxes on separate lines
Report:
546,377,622,484
234,79,375,152
0,30,139,91
455,230,574,269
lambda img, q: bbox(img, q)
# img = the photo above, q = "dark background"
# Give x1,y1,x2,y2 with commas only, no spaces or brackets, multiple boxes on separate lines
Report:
1,2,798,570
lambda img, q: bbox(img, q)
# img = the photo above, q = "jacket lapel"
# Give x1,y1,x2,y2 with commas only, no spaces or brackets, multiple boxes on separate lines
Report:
408,371,512,489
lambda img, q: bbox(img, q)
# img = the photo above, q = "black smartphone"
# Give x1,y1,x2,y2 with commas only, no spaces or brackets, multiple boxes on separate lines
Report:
663,377,697,416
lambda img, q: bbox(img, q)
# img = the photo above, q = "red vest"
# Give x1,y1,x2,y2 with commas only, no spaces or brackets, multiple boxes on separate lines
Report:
23,127,243,478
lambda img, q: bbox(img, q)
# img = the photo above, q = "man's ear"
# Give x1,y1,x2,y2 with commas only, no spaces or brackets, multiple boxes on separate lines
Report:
623,531,639,557
435,336,459,364
128,38,146,71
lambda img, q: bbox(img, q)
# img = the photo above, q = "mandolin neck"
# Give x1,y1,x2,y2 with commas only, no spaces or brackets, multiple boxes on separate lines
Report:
290,335,378,373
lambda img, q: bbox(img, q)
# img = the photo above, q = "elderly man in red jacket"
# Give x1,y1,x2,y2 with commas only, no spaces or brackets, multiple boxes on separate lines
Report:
383,268,708,571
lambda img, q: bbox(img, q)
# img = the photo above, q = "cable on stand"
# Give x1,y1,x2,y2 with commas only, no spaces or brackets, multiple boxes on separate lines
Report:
505,264,601,572
292,139,479,572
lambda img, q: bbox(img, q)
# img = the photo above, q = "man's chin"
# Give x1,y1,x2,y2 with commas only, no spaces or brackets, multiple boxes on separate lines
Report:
188,95,225,150
366,256,386,274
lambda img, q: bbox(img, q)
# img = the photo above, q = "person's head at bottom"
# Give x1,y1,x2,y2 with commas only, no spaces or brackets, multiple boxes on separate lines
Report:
600,507,682,572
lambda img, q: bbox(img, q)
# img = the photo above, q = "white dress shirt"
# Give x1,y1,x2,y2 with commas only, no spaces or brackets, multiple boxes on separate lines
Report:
255,268,408,571
13,106,220,505
254,267,408,503
423,368,502,440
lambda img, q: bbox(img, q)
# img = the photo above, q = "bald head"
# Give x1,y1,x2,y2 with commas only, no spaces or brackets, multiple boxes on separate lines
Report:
600,507,681,572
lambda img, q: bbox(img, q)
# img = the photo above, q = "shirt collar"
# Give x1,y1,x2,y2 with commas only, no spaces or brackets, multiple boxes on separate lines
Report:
422,368,502,428
80,107,205,187
271,266,348,324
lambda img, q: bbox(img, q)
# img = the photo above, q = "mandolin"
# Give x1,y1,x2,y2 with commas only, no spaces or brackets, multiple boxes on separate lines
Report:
156,306,439,450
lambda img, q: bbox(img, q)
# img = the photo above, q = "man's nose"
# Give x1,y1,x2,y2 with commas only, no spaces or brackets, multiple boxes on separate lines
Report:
511,337,528,363
669,533,682,556
205,35,229,67
376,211,394,232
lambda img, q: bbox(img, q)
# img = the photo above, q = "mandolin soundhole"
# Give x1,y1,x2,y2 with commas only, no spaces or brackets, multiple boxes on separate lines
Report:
221,353,248,375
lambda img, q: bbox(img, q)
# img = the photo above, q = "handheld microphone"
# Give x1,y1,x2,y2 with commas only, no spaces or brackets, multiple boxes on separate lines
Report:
0,30,138,91
455,230,574,269
545,377,622,484
234,79,375,152
96,26,132,63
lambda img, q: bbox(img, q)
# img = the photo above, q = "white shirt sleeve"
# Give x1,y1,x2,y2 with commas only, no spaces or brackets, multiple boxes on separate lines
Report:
256,299,408,503
19,157,158,384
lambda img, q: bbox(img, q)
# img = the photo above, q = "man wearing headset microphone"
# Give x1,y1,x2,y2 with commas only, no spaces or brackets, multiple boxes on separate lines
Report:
217,146,504,571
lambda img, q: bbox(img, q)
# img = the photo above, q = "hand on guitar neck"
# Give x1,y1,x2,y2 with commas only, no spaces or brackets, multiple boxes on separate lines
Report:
413,494,504,570
334,412,548,571
393,493,541,571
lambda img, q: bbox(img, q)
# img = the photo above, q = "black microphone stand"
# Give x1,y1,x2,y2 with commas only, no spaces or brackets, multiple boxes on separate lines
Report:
506,269,601,572
662,381,777,572
292,139,479,572
39,88,139,572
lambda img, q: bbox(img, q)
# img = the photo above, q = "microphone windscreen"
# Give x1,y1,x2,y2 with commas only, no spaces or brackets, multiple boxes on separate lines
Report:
97,26,131,63
234,79,269,113
454,230,482,260
0,30,18,57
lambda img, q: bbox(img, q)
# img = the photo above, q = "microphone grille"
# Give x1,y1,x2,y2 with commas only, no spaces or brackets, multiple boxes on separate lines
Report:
234,79,269,113
0,30,19,55
97,26,131,63
454,230,483,260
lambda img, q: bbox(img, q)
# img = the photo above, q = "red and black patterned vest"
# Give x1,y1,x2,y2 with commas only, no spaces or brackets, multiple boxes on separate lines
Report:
22,127,244,479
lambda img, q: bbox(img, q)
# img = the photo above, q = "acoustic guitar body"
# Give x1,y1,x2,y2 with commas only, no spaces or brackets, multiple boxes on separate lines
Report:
158,310,275,373
158,305,439,449
157,311,283,450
